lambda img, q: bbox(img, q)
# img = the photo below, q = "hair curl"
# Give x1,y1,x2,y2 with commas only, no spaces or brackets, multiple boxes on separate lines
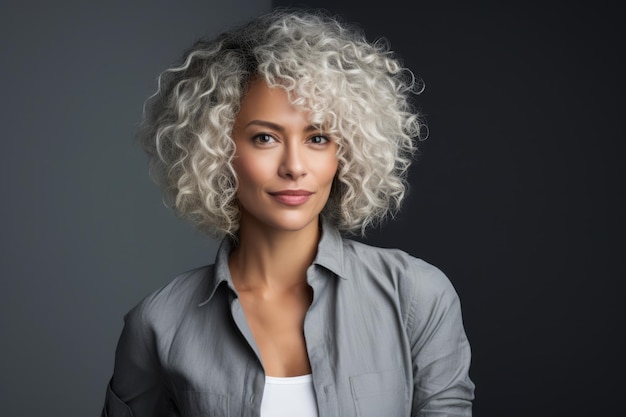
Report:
139,8,424,237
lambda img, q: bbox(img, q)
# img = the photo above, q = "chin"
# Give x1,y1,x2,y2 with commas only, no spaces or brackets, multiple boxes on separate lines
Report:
239,201,324,234
269,218,318,232
254,211,320,233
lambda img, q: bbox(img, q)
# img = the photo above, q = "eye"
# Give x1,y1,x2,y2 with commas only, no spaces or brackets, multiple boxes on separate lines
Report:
308,135,330,145
253,134,277,145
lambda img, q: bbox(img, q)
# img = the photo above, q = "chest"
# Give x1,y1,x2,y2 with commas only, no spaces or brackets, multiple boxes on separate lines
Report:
161,279,413,417
237,288,313,377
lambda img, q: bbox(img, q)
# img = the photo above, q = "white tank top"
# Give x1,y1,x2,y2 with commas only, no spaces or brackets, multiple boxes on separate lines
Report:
260,374,319,417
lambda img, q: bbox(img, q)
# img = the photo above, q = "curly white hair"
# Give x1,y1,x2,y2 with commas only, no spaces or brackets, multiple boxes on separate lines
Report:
139,9,424,237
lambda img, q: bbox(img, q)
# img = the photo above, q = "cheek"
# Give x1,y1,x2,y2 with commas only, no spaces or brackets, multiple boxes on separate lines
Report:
321,156,339,185
233,154,269,191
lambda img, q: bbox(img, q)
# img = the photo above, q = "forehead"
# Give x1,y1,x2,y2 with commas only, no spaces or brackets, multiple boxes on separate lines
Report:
234,79,320,131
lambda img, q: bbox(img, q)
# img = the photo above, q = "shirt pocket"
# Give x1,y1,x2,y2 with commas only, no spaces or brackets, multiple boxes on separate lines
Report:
350,369,407,417
176,390,229,417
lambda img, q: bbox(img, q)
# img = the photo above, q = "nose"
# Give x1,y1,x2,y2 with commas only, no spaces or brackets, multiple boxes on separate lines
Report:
278,143,306,180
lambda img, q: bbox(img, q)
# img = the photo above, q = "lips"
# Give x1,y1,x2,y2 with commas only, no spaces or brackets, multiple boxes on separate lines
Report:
269,190,314,206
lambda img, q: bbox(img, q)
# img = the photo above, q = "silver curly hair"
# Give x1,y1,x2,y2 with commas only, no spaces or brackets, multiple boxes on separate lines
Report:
139,9,424,237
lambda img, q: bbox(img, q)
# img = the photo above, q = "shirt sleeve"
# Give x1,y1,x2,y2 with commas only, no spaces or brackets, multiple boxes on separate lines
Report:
101,303,174,417
405,260,475,416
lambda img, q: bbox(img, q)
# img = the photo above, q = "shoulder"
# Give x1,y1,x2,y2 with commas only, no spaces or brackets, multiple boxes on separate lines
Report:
123,264,215,330
342,239,455,293
338,238,464,339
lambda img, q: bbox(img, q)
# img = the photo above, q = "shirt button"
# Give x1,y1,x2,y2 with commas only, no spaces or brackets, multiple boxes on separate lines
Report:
249,394,255,404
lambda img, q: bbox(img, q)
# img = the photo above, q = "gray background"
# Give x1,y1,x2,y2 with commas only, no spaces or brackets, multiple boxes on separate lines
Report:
0,1,270,415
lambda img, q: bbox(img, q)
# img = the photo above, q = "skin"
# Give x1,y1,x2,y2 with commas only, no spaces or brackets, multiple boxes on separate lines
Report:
228,79,339,377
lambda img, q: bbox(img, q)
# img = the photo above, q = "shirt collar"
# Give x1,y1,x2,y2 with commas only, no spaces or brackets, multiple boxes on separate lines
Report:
312,218,346,280
198,219,346,307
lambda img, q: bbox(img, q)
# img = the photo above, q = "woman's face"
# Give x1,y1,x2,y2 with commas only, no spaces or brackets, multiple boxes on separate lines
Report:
231,79,339,234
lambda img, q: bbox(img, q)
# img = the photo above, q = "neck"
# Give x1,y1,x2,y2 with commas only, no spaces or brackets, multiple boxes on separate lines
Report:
229,217,321,291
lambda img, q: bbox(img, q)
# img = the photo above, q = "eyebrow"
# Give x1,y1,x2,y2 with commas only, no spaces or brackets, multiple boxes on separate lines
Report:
245,120,320,133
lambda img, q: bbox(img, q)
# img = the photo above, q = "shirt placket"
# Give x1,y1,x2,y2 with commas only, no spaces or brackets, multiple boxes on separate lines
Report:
229,290,266,417
305,265,340,417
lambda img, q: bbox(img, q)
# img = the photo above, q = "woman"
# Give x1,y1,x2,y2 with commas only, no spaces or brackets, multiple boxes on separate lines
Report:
102,9,474,417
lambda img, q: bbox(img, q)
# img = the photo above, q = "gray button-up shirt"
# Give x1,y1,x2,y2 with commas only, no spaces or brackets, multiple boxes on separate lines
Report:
102,222,474,416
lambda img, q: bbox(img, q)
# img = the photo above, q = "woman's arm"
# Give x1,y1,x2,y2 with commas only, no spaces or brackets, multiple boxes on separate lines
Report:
102,305,173,417
405,261,475,416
